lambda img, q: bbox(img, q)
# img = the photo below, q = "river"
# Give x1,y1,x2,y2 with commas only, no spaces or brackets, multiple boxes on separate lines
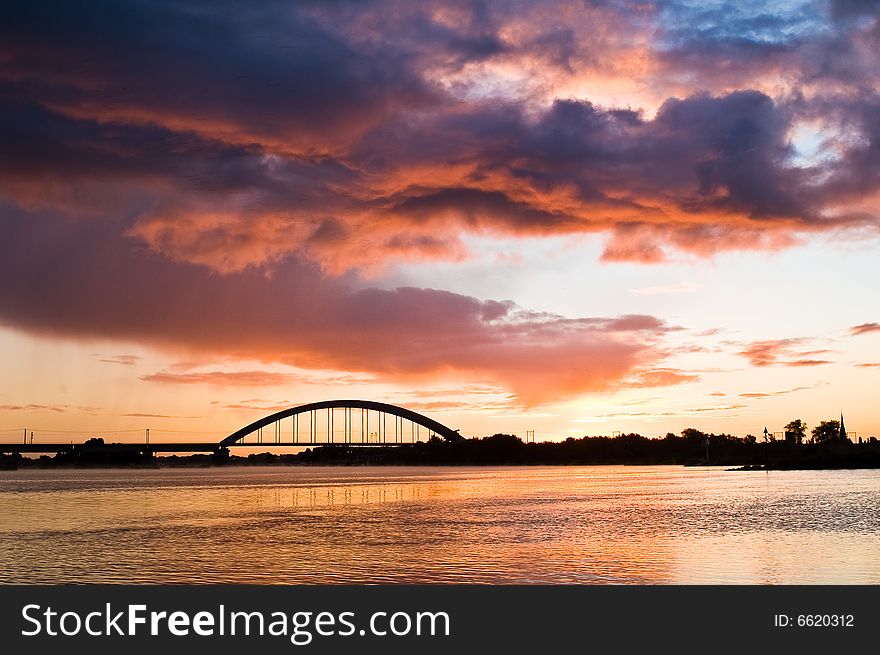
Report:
1,466,878,584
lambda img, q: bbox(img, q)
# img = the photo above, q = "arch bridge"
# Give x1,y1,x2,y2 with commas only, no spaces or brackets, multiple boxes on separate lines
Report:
219,399,464,448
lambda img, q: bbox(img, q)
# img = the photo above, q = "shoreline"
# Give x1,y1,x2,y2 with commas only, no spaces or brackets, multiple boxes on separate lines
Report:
3,432,878,471
3,456,879,472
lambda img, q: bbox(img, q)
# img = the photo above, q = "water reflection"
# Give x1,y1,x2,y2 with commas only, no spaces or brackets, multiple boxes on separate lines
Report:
0,466,878,584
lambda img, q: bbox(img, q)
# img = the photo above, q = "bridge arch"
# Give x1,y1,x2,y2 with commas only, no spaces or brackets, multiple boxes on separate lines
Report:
220,399,464,447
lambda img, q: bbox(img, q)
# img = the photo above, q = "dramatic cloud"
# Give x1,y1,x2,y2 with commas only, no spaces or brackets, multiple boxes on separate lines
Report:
0,0,877,279
1,0,877,406
0,209,673,404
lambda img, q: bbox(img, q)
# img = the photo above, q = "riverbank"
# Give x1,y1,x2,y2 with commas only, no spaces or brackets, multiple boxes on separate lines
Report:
731,449,880,471
2,432,878,470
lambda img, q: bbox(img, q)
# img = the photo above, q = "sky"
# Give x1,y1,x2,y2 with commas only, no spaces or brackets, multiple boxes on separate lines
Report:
1,0,879,444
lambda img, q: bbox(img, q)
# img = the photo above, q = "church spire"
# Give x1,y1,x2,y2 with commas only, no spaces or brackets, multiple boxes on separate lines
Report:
839,411,847,441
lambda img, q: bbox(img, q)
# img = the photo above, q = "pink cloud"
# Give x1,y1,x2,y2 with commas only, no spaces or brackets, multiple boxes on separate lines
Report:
738,339,805,366
850,322,880,336
0,211,676,405
621,368,701,388
737,339,833,367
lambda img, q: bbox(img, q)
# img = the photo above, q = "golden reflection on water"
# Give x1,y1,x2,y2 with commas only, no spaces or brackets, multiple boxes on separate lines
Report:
1,466,878,584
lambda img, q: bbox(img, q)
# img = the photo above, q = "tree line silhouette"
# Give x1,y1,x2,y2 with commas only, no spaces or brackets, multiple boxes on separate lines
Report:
297,420,879,469
2,418,877,470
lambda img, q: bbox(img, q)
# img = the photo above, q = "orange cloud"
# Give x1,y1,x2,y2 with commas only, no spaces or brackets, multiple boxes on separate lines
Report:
222,400,295,412
3,23,877,277
0,210,677,405
739,385,811,398
737,339,834,367
97,354,141,366
121,413,202,419
1,0,877,408
850,322,880,336
140,371,293,387
0,404,101,413
622,368,701,388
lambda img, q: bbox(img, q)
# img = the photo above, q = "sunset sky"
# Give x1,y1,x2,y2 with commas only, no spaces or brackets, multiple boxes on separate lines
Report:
1,0,879,444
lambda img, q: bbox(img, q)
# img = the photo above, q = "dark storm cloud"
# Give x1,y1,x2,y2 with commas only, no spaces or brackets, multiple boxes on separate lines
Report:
364,89,841,262
0,0,441,149
1,0,876,271
829,0,880,19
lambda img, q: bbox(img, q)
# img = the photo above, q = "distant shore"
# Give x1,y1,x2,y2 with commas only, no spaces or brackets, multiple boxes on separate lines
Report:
2,432,879,471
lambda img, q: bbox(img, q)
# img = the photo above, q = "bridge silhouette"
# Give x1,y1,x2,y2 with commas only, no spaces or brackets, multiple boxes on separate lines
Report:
0,400,464,455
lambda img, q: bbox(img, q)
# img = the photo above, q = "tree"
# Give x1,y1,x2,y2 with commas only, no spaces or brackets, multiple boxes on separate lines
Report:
681,428,707,441
811,420,840,443
784,419,807,445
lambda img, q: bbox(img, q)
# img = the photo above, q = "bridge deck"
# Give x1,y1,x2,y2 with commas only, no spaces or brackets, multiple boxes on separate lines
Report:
0,401,462,455
0,441,427,454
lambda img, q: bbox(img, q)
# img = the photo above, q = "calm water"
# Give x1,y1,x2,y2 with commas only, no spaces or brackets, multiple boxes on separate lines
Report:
1,465,878,584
